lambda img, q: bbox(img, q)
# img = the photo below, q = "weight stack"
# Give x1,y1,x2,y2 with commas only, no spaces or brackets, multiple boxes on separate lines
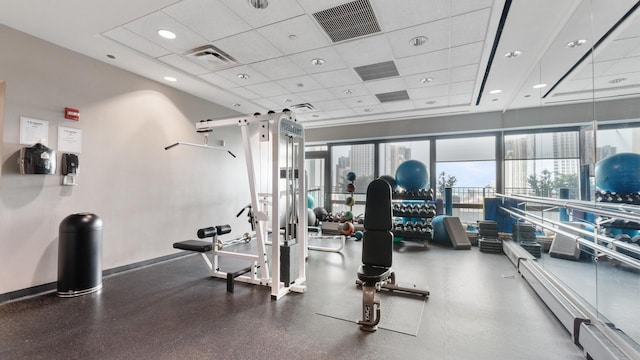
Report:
513,223,537,242
519,241,542,258
479,238,503,254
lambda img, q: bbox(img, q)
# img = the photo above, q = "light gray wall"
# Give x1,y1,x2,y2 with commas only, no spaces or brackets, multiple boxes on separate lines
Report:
306,97,640,143
0,25,249,294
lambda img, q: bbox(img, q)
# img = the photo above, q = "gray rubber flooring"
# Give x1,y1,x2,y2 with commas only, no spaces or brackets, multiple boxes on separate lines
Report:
0,239,585,359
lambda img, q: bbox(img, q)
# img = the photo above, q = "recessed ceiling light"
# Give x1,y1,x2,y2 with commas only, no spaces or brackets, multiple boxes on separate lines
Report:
608,77,627,84
492,98,498,101
311,58,325,66
409,36,428,47
158,29,176,40
504,50,523,59
163,76,177,82
489,89,502,94
420,77,433,84
344,89,353,95
284,98,292,103
312,114,320,118
106,54,116,59
237,73,250,80
363,108,373,113
524,94,531,98
425,100,437,105
233,103,241,107
248,0,268,9
296,83,304,88
532,83,547,89
288,34,297,40
566,39,587,48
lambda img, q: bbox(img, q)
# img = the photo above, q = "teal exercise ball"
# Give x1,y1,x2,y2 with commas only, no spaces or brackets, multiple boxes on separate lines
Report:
595,153,640,193
431,215,452,246
395,160,428,191
307,193,315,209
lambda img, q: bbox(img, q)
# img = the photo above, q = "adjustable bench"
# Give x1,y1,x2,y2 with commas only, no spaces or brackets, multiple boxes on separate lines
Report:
173,224,252,292
357,179,429,332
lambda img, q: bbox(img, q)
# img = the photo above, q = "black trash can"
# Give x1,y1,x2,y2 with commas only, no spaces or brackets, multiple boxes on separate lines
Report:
57,213,103,297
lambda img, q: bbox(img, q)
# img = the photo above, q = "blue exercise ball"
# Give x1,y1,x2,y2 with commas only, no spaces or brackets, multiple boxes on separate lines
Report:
595,153,640,193
378,175,398,191
395,160,428,191
431,215,451,246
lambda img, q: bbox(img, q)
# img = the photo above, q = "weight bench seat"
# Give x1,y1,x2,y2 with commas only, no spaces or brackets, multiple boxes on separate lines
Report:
357,265,392,284
173,240,212,252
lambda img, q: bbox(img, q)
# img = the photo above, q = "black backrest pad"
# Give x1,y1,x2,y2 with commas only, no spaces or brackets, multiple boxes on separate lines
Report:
364,179,393,231
362,231,393,268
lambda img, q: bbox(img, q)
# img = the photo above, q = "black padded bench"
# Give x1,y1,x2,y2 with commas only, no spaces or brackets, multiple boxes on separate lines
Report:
173,240,212,252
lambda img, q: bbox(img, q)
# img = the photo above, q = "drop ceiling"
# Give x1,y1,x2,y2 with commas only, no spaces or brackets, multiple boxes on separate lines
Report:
0,0,639,128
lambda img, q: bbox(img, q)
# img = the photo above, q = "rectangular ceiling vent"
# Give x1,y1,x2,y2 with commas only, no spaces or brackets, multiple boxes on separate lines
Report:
289,103,317,113
185,45,238,69
354,61,399,81
313,0,381,43
375,90,410,103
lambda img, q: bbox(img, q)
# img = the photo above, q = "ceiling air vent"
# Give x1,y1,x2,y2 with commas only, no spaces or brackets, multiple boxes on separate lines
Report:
290,103,317,113
185,45,238,70
375,90,410,103
313,0,381,43
354,61,399,81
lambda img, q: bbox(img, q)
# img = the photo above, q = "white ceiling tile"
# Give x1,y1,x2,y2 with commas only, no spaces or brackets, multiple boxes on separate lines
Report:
342,95,379,107
409,84,449,99
296,112,328,122
396,49,449,75
572,59,617,79
604,57,640,75
334,34,394,67
449,81,475,95
289,47,348,74
451,9,491,47
352,105,383,115
449,93,472,105
256,15,331,55
405,69,450,89
413,96,449,108
628,42,640,57
162,0,251,41
252,98,281,110
451,0,493,15
313,99,348,111
295,0,349,13
450,42,483,67
328,84,371,98
276,75,323,92
266,94,307,106
198,73,238,88
298,89,336,102
102,27,170,58
372,0,451,32
219,0,305,28
251,57,306,80
245,82,290,97
215,65,271,86
450,64,478,83
363,78,407,94
123,11,208,53
386,19,450,59
228,87,260,99
593,37,640,62
158,54,208,75
325,108,358,118
311,69,362,87
212,31,283,64
382,100,416,112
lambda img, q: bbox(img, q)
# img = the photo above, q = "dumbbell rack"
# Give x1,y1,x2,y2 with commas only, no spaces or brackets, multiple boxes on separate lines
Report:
391,189,435,246
595,190,640,205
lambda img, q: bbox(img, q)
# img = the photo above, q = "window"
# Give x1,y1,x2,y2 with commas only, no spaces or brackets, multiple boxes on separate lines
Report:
330,144,375,215
378,140,430,185
504,131,579,198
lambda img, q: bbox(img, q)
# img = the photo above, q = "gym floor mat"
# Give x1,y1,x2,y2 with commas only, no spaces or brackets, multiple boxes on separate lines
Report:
316,281,426,336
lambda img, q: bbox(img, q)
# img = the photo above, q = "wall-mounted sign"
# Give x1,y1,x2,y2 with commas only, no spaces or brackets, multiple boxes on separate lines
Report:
19,116,49,146
58,126,82,153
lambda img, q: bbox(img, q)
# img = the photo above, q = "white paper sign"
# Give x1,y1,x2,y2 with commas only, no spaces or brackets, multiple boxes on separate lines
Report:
20,116,49,145
58,126,82,153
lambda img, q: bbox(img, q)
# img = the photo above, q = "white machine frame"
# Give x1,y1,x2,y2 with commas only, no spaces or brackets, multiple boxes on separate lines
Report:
189,111,307,300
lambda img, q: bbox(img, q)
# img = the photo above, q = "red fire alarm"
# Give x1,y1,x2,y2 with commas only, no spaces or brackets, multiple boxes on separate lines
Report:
64,107,80,121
